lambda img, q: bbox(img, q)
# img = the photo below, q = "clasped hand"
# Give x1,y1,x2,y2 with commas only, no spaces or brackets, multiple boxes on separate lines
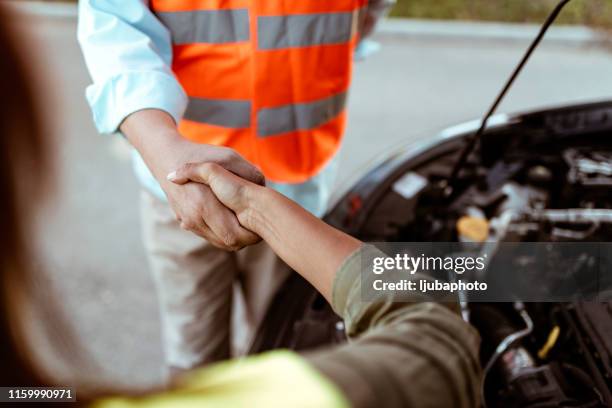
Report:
167,160,264,251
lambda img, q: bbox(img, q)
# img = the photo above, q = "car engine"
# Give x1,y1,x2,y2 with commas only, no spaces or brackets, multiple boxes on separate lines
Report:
331,102,612,407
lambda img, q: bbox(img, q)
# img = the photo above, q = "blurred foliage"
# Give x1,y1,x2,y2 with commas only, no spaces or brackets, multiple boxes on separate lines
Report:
41,0,612,28
390,0,612,28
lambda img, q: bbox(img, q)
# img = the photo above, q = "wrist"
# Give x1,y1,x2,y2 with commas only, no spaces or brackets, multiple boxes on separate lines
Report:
121,109,185,172
145,137,188,185
131,126,183,158
128,131,188,183
240,185,277,237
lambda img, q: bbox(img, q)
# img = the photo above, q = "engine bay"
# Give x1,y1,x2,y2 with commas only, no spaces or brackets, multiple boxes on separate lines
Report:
341,103,612,407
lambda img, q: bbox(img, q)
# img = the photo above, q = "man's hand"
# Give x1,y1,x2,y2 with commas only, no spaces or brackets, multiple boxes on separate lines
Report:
121,109,264,251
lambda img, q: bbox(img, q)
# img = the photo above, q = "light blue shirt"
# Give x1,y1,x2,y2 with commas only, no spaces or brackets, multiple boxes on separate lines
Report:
78,0,385,216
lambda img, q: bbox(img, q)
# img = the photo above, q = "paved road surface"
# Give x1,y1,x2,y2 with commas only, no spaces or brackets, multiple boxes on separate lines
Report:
8,10,612,387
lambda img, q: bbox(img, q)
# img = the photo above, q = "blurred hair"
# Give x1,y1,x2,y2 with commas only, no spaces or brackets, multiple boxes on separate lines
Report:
0,6,48,386
0,10,128,403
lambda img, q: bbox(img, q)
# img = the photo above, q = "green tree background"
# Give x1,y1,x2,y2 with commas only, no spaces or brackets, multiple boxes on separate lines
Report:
42,0,612,28
390,0,612,28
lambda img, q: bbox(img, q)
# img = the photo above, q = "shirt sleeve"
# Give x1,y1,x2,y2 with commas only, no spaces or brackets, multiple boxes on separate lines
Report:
307,245,482,408
77,0,187,134
359,0,395,40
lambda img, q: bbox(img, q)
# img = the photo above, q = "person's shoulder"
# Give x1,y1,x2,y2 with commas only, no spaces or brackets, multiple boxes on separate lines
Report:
94,351,350,408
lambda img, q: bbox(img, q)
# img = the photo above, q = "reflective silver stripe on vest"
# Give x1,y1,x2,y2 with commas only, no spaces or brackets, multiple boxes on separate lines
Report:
157,10,249,44
257,92,347,137
258,12,357,50
185,97,251,128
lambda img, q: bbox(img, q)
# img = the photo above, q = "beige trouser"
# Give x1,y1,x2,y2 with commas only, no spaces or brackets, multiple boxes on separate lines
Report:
140,190,291,371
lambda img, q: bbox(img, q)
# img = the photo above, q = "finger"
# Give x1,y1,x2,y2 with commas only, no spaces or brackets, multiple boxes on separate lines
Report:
167,154,265,187
199,186,261,250
190,218,258,251
180,209,247,250
205,216,261,251
167,162,217,185
169,161,242,194
224,155,265,186
169,163,253,217
180,216,227,248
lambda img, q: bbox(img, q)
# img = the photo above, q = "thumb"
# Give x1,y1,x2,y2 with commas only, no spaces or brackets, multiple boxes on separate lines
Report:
169,162,251,213
167,162,216,185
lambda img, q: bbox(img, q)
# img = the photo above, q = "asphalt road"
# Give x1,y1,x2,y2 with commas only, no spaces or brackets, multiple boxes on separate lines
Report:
8,10,612,388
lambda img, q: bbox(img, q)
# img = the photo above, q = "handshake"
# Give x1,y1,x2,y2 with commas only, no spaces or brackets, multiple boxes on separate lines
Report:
123,109,269,251
164,149,267,252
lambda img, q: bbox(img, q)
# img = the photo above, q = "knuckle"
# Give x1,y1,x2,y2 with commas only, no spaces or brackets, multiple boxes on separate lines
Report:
221,230,240,250
202,162,217,173
197,200,212,218
238,207,254,228
179,162,195,174
205,163,222,181
213,161,226,173
226,242,244,252
180,220,196,231
235,183,248,202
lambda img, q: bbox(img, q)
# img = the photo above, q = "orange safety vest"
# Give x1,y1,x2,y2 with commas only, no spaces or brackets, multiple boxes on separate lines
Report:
150,0,365,183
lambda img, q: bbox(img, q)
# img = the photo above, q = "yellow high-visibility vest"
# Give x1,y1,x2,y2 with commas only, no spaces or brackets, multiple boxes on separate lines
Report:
95,351,349,408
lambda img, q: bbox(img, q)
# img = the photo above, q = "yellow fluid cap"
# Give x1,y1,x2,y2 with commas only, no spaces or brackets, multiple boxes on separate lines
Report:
457,216,489,242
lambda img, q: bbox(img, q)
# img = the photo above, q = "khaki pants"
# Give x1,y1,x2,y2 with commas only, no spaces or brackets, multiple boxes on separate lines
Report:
140,191,290,370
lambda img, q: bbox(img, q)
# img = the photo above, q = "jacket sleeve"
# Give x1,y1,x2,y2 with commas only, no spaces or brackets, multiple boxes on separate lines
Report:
77,0,187,134
307,245,482,408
